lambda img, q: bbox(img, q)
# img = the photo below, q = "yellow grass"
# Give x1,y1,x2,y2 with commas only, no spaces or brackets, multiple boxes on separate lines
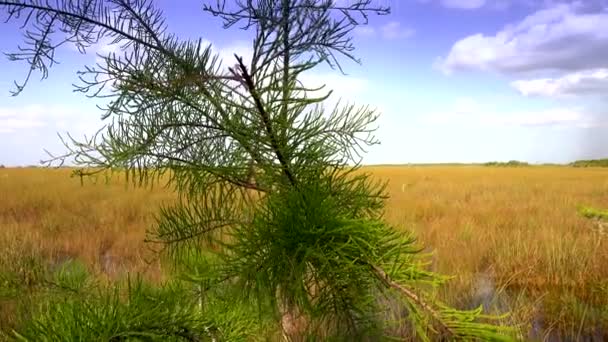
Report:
1,165,607,339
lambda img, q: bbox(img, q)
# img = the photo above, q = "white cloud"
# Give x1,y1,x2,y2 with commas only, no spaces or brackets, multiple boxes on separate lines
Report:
0,118,46,133
353,25,376,37
0,105,48,134
354,22,415,40
427,107,587,127
298,71,370,111
380,21,415,39
213,40,253,69
69,35,254,73
421,97,602,128
441,0,486,9
511,68,608,98
292,71,380,147
420,0,530,10
64,36,124,65
452,96,483,113
94,40,122,65
437,2,608,75
486,108,585,126
299,72,367,96
0,105,101,135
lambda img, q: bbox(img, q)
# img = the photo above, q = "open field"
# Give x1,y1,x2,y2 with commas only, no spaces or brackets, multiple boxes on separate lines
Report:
1,165,607,340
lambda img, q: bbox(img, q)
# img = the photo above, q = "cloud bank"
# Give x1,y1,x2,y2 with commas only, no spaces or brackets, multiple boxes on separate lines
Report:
437,2,608,75
421,97,605,128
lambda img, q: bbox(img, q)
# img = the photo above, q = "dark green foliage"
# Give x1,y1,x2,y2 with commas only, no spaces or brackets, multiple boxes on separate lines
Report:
1,0,519,340
570,159,608,167
13,280,202,341
11,270,270,341
483,160,530,167
226,181,423,337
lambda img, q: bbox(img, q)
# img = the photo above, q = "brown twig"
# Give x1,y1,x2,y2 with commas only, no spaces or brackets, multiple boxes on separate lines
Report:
370,264,454,339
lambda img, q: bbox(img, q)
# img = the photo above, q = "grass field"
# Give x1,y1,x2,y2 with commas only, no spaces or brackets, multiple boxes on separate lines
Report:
1,165,607,340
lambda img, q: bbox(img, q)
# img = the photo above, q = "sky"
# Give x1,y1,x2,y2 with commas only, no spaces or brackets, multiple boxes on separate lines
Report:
1,0,607,166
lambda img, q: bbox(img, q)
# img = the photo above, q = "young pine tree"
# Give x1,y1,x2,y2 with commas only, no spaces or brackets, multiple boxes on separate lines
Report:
1,0,518,340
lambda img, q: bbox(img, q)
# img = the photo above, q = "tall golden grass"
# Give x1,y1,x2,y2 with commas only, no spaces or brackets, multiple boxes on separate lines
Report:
1,165,607,339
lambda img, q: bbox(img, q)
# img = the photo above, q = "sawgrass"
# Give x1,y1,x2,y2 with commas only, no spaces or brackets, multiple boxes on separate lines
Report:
1,165,607,339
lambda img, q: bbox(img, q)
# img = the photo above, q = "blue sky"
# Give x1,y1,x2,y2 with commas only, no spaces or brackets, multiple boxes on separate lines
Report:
1,0,607,166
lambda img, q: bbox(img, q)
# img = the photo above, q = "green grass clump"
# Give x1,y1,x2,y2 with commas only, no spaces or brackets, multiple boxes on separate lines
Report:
6,260,274,342
577,205,608,221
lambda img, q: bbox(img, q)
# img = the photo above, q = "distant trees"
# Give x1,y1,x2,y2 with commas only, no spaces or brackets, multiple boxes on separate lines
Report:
483,158,608,168
484,160,530,167
570,159,608,167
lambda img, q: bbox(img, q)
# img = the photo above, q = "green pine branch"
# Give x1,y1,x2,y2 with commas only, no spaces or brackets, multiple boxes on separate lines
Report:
1,0,519,340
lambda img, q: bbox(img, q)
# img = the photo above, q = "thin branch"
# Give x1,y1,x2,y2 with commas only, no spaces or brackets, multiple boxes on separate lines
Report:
235,54,297,186
370,264,455,339
0,1,162,52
